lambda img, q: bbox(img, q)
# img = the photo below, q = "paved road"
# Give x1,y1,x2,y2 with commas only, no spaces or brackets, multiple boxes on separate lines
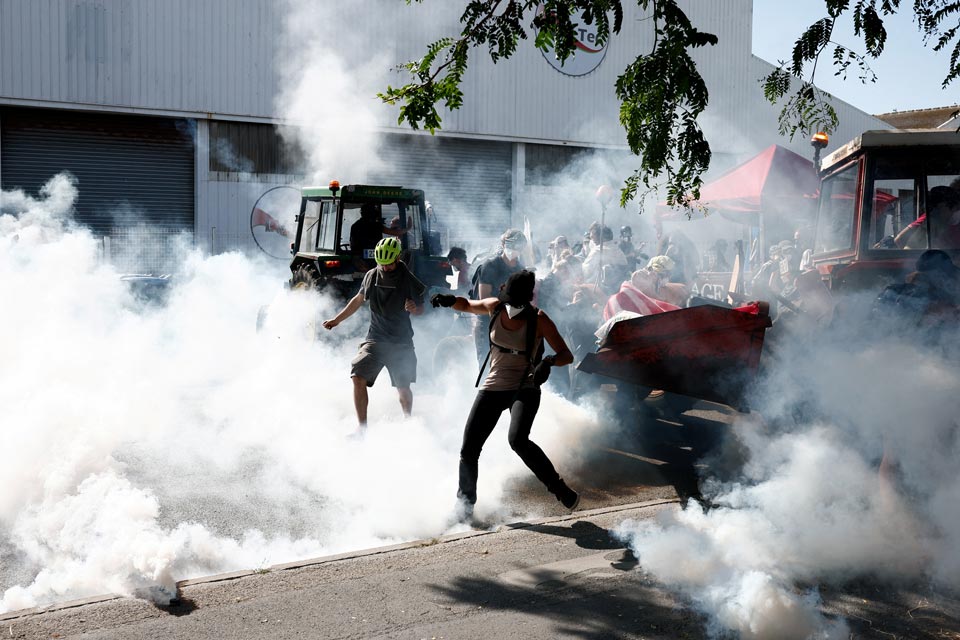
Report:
6,497,959,640
0,501,699,640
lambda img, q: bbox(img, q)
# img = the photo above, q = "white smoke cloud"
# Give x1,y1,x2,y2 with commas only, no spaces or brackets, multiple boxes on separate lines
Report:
0,174,602,612
615,311,960,638
274,0,393,183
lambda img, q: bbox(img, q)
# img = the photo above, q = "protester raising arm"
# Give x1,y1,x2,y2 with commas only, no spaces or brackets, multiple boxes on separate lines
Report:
432,293,571,364
431,293,498,315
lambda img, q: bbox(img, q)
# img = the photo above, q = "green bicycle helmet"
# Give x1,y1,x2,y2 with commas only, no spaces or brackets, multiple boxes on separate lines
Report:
374,237,402,265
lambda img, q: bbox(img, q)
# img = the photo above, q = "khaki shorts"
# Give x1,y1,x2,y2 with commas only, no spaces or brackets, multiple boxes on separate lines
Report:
351,340,417,388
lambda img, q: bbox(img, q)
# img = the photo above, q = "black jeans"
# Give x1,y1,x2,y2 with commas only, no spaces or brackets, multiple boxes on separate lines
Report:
457,388,562,504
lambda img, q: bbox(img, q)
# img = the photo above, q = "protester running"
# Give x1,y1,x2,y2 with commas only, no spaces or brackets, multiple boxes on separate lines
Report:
323,237,425,436
431,270,579,520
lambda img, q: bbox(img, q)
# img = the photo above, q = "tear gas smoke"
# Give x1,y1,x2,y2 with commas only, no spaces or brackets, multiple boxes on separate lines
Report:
274,0,395,183
0,175,603,613
616,304,960,639
486,132,960,638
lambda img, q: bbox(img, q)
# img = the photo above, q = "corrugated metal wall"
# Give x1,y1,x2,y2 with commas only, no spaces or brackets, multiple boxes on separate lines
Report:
0,107,194,235
0,0,284,119
368,133,513,241
0,0,884,153
0,0,895,258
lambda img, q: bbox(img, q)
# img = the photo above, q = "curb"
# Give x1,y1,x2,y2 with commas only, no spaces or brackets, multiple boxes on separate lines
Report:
0,497,678,622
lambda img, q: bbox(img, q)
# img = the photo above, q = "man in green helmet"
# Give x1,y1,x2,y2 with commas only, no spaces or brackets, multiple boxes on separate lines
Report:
323,236,426,435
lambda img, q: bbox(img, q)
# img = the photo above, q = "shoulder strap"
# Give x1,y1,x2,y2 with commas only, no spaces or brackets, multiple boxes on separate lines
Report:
525,305,543,366
475,303,504,388
514,306,541,392
399,260,426,298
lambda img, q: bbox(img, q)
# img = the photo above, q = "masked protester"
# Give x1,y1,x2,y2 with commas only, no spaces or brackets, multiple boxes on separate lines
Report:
323,237,426,437
469,229,528,365
431,270,579,522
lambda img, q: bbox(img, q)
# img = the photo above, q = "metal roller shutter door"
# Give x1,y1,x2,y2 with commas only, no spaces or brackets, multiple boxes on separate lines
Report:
370,133,512,240
0,108,194,236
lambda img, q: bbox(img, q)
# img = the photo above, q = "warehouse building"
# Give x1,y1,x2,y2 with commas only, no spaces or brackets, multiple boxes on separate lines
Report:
0,0,889,268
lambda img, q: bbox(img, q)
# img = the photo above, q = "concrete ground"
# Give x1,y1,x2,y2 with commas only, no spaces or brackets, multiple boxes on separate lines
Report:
4,498,958,640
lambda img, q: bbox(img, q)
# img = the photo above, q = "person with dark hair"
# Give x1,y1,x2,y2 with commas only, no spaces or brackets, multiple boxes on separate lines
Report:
618,225,639,271
910,249,960,304
323,237,426,437
349,203,410,270
874,249,960,327
446,246,471,290
430,271,579,520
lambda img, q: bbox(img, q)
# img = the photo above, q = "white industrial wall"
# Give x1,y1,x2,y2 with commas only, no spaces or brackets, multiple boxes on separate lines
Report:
0,0,284,121
384,0,757,147
1,0,894,257
0,0,883,150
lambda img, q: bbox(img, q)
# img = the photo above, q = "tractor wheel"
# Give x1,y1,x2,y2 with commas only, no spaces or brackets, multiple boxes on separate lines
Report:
291,264,320,291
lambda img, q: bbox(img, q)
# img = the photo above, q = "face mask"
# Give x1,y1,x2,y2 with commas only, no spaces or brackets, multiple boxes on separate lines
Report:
503,248,522,261
505,304,525,319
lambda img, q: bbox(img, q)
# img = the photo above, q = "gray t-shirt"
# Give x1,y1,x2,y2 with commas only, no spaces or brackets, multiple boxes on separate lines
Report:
360,262,426,343
474,254,523,300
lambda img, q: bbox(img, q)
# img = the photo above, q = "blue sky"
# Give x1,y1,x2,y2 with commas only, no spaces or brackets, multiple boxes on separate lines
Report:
752,0,957,114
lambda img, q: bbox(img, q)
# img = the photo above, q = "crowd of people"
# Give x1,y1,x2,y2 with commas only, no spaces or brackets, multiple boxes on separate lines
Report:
321,217,696,522
319,201,960,525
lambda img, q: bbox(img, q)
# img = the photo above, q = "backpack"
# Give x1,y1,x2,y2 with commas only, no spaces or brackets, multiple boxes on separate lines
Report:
475,303,544,388
468,262,483,300
467,251,500,299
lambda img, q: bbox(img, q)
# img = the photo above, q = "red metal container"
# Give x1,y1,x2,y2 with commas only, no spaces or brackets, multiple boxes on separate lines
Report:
578,303,772,410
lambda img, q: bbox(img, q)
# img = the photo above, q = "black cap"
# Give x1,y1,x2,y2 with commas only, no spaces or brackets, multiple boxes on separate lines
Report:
499,270,536,306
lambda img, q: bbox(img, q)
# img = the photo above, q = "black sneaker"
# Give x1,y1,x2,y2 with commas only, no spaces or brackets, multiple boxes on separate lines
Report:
555,482,580,510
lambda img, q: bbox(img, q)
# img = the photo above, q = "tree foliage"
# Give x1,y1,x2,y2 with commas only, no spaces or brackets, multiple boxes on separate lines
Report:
380,1,960,213
763,1,960,139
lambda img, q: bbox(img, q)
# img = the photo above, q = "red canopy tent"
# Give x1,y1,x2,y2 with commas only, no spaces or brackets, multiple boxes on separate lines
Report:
655,144,819,225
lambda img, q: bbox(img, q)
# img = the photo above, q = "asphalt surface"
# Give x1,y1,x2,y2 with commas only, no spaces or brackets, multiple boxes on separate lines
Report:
4,395,958,639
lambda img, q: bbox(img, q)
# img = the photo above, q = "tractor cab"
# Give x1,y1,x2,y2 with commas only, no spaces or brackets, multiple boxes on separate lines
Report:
809,129,960,293
289,182,449,297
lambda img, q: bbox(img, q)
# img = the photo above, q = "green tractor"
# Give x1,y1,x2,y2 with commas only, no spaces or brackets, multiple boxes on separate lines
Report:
288,181,451,297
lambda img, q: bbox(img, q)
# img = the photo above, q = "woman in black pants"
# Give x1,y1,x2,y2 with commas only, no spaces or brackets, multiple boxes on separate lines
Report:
431,270,579,519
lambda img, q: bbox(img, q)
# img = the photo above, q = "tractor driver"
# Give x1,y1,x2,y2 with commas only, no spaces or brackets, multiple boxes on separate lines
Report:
323,237,426,437
350,203,410,269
